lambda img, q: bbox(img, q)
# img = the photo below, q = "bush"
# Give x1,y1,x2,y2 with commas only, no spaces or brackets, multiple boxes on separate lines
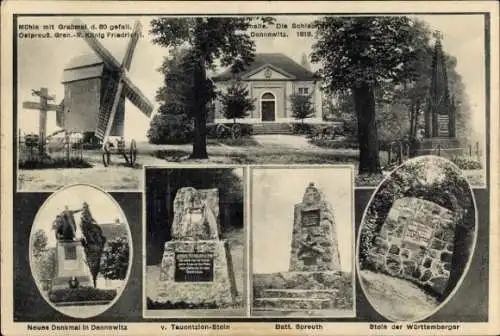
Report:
147,113,193,144
451,157,482,170
48,287,117,303
19,157,92,169
290,123,313,135
219,82,255,123
32,248,56,282
207,123,253,139
289,93,314,123
309,138,358,149
100,236,130,280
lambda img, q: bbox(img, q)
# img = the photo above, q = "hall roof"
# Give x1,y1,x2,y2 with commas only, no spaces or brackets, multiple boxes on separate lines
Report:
212,53,316,81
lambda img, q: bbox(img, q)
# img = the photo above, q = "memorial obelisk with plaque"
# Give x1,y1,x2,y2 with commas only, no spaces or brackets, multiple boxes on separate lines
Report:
155,187,237,307
253,183,352,312
420,31,459,152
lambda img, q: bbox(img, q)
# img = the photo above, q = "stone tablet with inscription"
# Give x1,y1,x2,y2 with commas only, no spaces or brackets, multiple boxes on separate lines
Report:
289,183,341,272
155,187,237,307
368,197,456,295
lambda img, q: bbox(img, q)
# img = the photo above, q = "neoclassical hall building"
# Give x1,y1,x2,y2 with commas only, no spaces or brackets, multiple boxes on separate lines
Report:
211,53,323,123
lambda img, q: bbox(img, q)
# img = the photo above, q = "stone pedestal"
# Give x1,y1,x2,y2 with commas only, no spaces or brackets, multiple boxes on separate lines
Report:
253,183,352,312
52,240,92,290
154,187,237,307
418,138,461,157
366,197,458,295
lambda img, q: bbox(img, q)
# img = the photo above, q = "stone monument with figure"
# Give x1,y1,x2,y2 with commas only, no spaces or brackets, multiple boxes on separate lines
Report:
154,187,237,307
51,204,93,290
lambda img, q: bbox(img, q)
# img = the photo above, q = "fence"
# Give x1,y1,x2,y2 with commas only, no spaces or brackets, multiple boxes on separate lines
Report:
385,140,482,167
19,132,84,164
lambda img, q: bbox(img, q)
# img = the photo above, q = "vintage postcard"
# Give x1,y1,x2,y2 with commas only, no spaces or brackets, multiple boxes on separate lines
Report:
1,1,498,335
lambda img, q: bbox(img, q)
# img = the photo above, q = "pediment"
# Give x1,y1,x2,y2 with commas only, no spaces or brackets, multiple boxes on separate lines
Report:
243,64,294,80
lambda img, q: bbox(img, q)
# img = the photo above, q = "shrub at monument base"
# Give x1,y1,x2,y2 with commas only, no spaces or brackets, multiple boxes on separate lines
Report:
100,236,130,280
450,157,482,170
48,287,117,303
206,123,253,139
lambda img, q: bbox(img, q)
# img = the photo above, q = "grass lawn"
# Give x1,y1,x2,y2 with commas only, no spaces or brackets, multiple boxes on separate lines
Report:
152,136,360,165
17,135,486,190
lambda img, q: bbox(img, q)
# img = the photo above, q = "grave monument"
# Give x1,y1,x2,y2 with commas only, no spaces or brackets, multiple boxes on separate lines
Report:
420,31,459,152
366,197,459,295
253,183,352,312
155,187,237,307
51,206,93,290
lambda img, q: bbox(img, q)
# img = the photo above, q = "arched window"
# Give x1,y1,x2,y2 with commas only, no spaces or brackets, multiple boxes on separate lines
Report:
260,92,276,121
261,92,275,100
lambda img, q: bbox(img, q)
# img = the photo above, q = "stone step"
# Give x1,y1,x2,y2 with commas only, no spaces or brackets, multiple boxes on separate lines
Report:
253,297,332,310
252,123,292,135
260,289,338,299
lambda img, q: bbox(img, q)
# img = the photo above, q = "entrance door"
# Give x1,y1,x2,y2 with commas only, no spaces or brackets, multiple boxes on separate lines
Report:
261,92,276,121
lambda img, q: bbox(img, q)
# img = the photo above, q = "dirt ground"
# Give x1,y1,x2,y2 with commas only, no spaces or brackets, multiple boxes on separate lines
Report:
359,269,439,321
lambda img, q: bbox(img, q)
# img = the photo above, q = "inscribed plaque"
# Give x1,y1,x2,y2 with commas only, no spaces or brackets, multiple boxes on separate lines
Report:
174,252,214,282
301,209,320,227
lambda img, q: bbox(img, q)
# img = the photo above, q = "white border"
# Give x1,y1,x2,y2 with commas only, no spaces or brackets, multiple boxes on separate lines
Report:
248,164,356,318
141,164,249,319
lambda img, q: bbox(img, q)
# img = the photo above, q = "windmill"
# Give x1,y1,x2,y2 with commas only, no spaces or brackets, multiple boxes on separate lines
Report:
59,19,154,166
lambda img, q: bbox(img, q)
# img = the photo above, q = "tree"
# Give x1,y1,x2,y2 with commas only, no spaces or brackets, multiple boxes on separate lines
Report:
100,236,130,280
219,82,255,124
33,248,56,288
289,93,314,123
312,16,431,174
148,49,199,144
150,17,273,158
32,229,48,257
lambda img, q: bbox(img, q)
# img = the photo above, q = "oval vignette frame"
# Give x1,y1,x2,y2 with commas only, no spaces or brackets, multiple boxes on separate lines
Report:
356,155,478,322
28,183,133,319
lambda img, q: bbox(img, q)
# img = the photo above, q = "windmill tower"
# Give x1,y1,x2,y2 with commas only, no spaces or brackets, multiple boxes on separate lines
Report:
59,19,153,147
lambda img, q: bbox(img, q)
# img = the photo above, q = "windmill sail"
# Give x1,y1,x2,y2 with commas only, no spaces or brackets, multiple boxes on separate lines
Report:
96,78,119,139
122,76,154,117
71,19,154,143
56,99,65,128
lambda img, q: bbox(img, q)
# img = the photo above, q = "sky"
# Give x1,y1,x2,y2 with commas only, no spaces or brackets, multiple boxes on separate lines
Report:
17,15,486,143
251,167,353,274
30,184,128,248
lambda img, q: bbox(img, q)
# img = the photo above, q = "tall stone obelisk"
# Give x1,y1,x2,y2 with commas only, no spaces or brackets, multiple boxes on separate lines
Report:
424,31,456,139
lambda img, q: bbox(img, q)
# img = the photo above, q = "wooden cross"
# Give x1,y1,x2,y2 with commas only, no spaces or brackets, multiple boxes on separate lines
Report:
22,87,63,153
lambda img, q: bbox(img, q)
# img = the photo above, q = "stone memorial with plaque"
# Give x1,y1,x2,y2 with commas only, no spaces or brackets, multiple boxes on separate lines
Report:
155,187,237,307
366,197,458,295
253,183,352,312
